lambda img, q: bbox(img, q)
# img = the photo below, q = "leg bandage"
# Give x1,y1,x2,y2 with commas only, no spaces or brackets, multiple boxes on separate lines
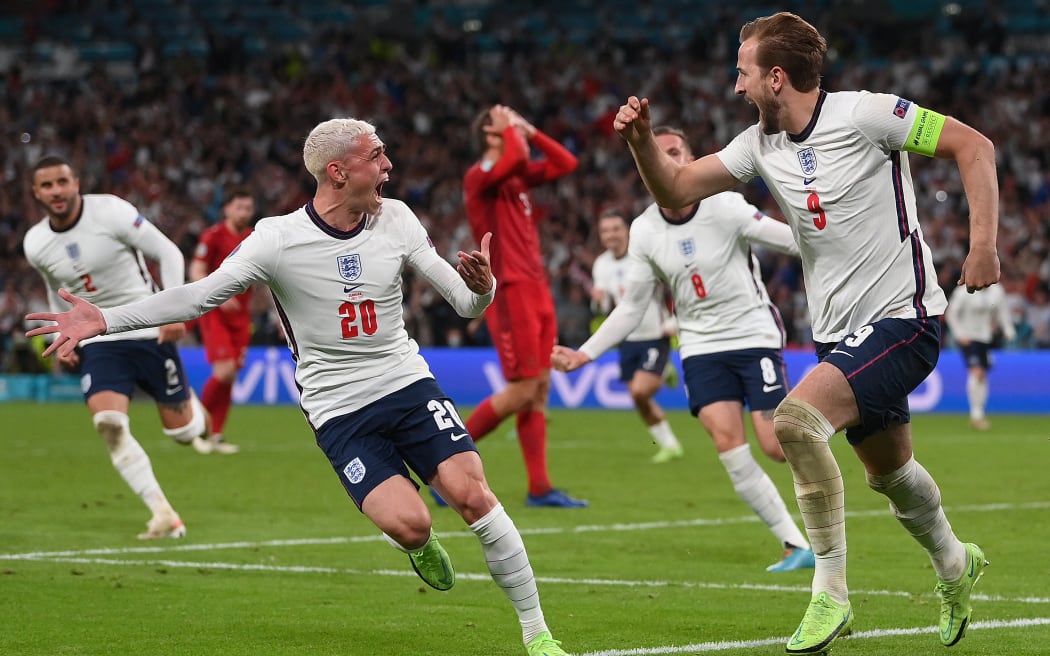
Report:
866,457,966,580
162,393,208,444
773,397,846,601
470,503,548,643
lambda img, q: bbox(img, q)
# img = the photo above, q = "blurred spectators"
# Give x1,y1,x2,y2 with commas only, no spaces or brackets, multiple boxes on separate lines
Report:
1,1,1048,371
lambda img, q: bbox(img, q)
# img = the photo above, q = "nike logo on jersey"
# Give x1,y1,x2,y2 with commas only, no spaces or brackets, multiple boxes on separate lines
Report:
829,349,853,358
449,432,470,441
343,284,361,293
762,384,782,393
803,177,816,185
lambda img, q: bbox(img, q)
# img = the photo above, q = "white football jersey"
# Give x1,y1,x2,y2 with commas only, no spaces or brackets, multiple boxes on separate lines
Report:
23,194,186,344
591,249,668,342
580,194,798,360
717,90,948,343
945,284,1015,344
102,199,494,429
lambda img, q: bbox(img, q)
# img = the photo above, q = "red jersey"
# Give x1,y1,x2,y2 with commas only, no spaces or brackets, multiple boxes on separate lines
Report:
193,221,253,323
462,128,577,284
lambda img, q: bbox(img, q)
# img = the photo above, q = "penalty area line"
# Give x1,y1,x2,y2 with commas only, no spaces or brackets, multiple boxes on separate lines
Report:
575,617,1050,656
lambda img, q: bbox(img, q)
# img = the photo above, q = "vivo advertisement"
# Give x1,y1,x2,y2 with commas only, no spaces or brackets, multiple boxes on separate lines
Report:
177,347,1050,414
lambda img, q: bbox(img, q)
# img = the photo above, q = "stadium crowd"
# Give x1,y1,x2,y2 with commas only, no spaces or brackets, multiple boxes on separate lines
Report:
1,1,1048,373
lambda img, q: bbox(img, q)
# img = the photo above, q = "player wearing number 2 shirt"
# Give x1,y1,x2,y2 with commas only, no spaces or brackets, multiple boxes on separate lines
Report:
26,119,573,656
613,12,1000,653
24,156,209,541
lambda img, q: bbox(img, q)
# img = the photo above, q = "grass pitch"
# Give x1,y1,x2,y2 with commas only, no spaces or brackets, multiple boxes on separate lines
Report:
1,402,1048,655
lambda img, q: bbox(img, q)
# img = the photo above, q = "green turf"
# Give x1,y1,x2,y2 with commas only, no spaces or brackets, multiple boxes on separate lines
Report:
1,402,1047,655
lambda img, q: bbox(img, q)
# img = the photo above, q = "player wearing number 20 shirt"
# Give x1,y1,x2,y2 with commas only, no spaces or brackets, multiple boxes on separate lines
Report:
102,198,493,430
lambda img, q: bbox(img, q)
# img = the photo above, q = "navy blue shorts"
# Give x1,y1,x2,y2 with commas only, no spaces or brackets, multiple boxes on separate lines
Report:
618,338,672,382
815,316,942,444
314,378,479,509
78,340,191,404
961,342,992,370
682,347,788,415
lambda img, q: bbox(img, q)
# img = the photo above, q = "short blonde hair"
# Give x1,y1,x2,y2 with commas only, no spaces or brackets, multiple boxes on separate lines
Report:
302,118,376,182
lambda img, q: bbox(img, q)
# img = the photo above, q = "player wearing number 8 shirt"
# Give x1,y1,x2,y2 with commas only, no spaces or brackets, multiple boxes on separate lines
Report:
614,11,1000,653
555,126,814,572
26,119,572,656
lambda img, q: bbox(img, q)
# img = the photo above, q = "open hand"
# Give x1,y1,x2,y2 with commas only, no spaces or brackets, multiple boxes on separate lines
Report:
24,288,107,359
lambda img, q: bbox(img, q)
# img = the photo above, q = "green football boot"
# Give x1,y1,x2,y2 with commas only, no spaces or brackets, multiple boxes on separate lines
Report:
408,535,456,591
785,592,853,655
935,542,988,646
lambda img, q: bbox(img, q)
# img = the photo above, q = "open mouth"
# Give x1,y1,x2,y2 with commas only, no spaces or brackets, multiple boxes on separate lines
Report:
374,179,386,203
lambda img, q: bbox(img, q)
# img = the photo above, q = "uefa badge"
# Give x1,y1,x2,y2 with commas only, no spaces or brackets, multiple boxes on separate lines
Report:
343,457,366,484
337,254,362,282
796,147,817,176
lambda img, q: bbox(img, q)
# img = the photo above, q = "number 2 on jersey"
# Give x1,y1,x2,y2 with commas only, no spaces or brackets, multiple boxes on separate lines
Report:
339,300,378,338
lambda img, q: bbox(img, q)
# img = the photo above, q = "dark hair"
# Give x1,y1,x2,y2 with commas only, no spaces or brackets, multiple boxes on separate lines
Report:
652,125,694,157
598,207,629,226
31,155,76,176
223,185,254,206
739,12,826,92
471,106,494,154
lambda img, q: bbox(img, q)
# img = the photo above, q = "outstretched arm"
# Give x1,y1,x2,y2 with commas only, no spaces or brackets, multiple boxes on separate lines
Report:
614,96,739,208
27,270,248,359
25,288,107,359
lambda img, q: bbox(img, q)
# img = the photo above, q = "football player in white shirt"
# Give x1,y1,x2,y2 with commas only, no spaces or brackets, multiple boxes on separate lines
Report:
945,284,1015,430
24,155,210,541
590,209,684,463
26,119,570,656
558,127,813,573
613,12,1000,653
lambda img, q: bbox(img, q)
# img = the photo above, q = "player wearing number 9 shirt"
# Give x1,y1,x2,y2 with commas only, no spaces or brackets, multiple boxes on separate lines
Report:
613,11,999,653
25,118,572,656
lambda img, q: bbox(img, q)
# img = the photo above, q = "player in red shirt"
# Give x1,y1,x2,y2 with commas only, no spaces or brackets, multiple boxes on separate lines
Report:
459,105,587,508
188,187,256,454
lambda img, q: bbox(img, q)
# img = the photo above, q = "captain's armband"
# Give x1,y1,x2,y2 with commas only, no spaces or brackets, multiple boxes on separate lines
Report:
903,107,946,157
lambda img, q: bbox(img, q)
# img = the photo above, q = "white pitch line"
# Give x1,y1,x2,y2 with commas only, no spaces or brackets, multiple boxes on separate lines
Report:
10,554,1050,607
5,500,1048,561
575,617,1050,655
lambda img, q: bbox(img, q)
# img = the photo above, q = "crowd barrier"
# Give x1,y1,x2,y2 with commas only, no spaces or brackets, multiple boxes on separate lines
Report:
3,347,1047,413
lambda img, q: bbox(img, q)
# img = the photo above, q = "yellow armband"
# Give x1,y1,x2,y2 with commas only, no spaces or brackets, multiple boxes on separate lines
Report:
904,107,946,157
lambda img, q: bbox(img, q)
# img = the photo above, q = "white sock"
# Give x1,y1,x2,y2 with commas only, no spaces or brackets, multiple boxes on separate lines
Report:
648,420,681,449
966,375,988,420
775,399,847,603
470,503,548,643
93,411,174,517
866,457,967,581
719,443,809,550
